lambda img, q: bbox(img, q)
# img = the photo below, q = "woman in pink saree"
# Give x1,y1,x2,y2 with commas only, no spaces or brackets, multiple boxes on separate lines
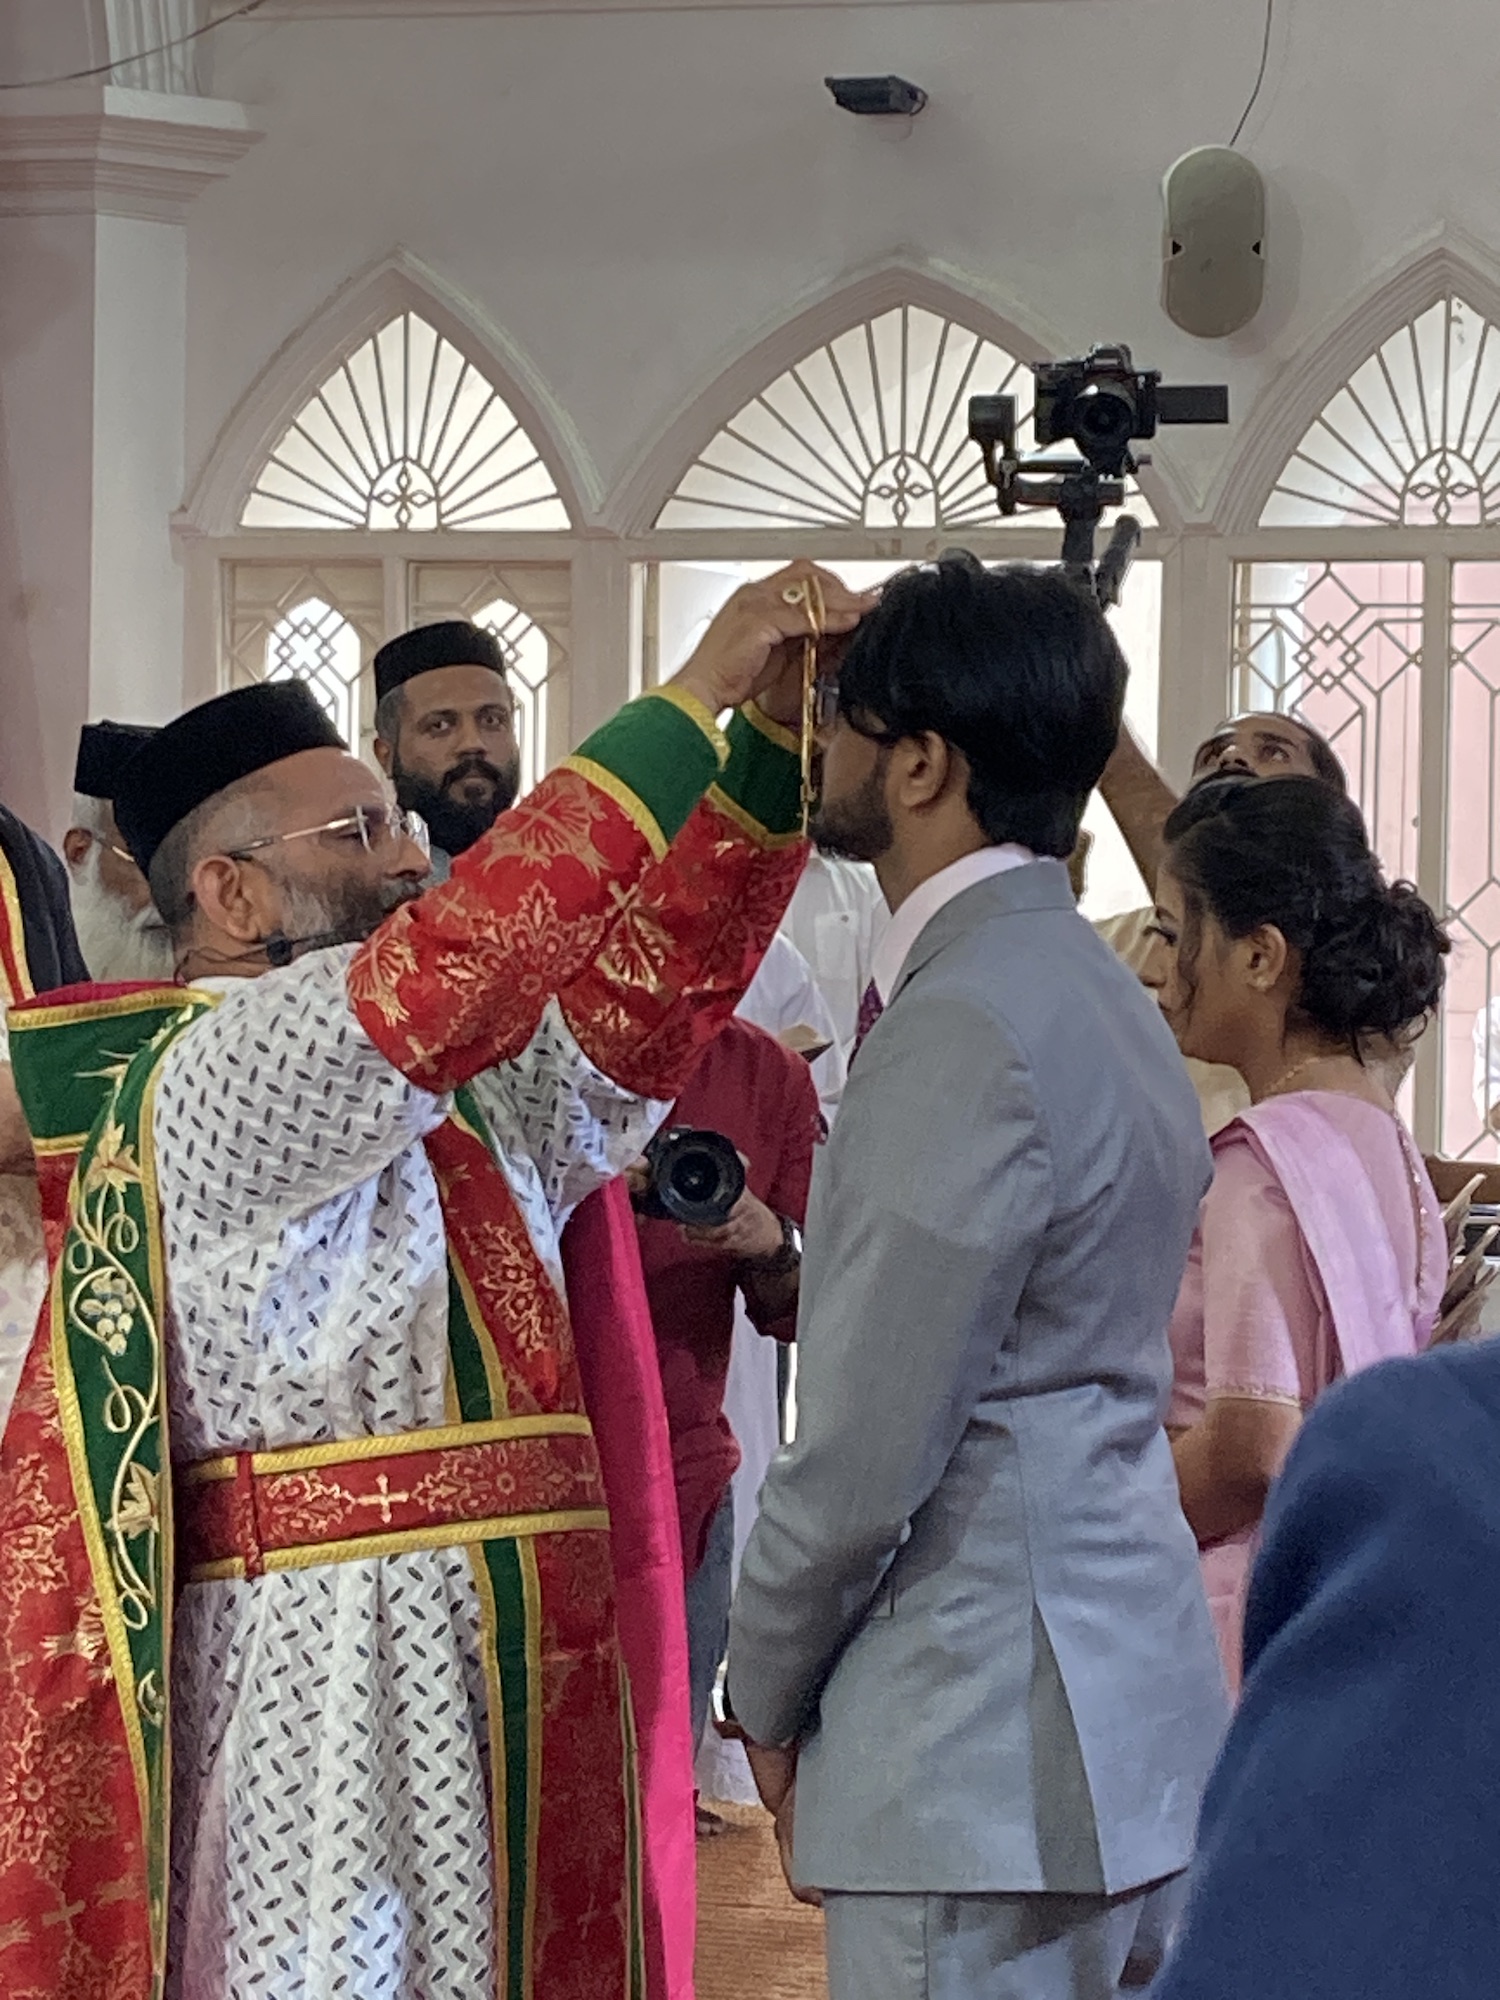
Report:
1144,775,1450,1689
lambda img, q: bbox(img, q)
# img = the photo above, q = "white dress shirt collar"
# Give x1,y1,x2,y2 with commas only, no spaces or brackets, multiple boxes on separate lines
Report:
870,844,1036,1005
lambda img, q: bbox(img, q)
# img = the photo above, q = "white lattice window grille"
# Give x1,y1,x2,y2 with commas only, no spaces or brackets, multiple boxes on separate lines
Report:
1262,296,1500,528
408,564,571,794
1442,564,1500,1161
656,305,1154,532
240,313,570,532
1230,293,1500,1155
267,598,361,744
1231,561,1423,884
1232,552,1500,1154
224,562,385,751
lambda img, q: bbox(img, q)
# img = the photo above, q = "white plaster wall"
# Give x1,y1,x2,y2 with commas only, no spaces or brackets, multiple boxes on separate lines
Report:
188,0,1500,518
0,1,102,90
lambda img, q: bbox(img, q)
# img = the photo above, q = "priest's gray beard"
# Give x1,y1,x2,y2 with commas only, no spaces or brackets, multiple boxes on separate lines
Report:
69,849,176,983
272,871,422,953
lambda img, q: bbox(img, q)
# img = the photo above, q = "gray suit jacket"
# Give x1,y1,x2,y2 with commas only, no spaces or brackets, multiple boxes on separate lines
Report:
727,861,1227,1896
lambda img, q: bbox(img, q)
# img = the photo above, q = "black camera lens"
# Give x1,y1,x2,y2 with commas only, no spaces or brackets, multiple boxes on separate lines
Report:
640,1127,747,1228
1073,387,1137,451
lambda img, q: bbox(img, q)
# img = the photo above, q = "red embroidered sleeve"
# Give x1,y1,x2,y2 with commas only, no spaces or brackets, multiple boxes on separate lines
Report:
350,692,807,1101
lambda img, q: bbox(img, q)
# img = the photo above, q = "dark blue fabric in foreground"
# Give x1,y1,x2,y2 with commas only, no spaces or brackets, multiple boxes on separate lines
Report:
1154,1339,1500,2000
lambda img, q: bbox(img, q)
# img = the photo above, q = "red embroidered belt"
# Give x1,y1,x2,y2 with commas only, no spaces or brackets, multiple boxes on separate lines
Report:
176,1413,609,1583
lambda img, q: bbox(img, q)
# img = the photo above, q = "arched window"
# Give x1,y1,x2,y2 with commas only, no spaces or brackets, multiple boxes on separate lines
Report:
242,312,569,532
1262,298,1500,528
644,300,1162,921
215,305,576,786
1234,290,1500,1158
657,303,1154,531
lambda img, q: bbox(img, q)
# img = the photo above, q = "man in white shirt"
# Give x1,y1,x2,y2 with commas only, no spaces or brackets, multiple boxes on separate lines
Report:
778,853,888,1064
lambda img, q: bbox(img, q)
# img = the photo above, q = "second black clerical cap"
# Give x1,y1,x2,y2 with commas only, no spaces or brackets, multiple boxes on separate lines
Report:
372,620,507,705
74,720,160,801
114,680,346,875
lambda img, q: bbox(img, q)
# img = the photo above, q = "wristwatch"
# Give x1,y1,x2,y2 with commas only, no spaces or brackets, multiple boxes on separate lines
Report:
746,1213,802,1275
712,1672,749,1742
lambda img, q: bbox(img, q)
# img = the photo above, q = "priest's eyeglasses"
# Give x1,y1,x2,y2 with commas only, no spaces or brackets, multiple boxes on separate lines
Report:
228,804,431,862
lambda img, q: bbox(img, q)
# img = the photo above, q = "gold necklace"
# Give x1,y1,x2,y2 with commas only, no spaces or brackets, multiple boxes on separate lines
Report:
1263,1051,1354,1098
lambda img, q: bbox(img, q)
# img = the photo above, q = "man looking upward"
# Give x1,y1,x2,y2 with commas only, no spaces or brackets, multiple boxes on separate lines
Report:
0,561,869,2000
372,618,523,872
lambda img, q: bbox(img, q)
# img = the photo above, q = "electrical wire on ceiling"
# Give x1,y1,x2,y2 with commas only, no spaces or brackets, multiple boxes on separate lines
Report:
0,0,268,91
1228,0,1277,148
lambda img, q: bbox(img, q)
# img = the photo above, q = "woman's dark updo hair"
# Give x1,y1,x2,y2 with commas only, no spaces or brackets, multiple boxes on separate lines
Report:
1161,775,1449,1047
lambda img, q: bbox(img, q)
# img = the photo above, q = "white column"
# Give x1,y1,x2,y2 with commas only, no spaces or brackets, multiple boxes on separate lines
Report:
106,0,203,95
566,539,636,746
1159,526,1234,788
0,85,257,837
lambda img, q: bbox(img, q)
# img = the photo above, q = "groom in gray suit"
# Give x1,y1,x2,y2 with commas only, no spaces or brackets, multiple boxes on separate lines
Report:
725,557,1227,1999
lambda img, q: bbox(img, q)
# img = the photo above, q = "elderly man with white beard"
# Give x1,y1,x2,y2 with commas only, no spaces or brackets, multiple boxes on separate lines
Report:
63,720,175,983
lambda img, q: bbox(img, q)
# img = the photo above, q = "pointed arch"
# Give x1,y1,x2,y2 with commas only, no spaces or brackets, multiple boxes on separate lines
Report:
181,252,592,536
1216,233,1500,533
605,264,1181,536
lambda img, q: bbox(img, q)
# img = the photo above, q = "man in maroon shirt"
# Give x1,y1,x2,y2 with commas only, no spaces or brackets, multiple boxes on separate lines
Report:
633,1017,823,1798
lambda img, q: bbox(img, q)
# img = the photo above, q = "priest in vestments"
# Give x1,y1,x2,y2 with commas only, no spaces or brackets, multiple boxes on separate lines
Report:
0,561,865,2000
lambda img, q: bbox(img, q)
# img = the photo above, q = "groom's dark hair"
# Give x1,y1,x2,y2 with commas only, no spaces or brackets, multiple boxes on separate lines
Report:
834,555,1127,858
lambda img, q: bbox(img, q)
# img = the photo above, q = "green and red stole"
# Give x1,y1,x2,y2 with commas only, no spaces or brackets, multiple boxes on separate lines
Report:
0,988,644,2000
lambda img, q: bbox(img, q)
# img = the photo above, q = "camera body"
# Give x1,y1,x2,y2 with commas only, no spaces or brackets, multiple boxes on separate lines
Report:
635,1126,746,1229
1033,346,1162,477
966,343,1229,601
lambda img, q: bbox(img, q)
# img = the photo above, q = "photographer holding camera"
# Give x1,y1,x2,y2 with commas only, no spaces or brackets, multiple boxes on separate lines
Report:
627,1016,823,1815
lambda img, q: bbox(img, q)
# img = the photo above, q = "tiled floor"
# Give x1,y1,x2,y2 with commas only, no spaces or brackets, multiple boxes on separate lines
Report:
694,1802,828,2000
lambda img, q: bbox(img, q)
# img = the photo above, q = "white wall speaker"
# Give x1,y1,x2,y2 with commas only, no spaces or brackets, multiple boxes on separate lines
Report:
1162,147,1266,338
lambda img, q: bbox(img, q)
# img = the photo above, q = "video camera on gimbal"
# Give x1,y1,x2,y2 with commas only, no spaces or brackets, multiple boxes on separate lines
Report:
968,345,1228,606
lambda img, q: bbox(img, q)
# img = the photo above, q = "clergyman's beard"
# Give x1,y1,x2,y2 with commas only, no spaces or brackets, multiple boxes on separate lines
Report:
807,758,895,865
272,872,421,956
392,749,521,859
69,854,176,984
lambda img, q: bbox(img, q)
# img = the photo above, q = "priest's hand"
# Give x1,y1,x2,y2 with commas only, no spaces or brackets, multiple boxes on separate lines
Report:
669,561,876,725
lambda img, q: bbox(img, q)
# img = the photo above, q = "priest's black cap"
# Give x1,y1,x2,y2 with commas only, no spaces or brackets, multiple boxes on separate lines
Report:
74,720,159,801
373,620,506,705
114,680,346,876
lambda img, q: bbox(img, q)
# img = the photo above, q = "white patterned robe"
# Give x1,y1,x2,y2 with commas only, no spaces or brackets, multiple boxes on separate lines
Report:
162,952,666,2000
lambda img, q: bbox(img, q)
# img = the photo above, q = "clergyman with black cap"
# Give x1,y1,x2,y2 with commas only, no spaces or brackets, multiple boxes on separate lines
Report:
62,718,173,982
373,617,523,872
0,561,875,1998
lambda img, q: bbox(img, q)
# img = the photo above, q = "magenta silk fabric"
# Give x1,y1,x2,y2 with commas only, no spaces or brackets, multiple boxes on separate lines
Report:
1168,1092,1445,1691
562,1181,697,2000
